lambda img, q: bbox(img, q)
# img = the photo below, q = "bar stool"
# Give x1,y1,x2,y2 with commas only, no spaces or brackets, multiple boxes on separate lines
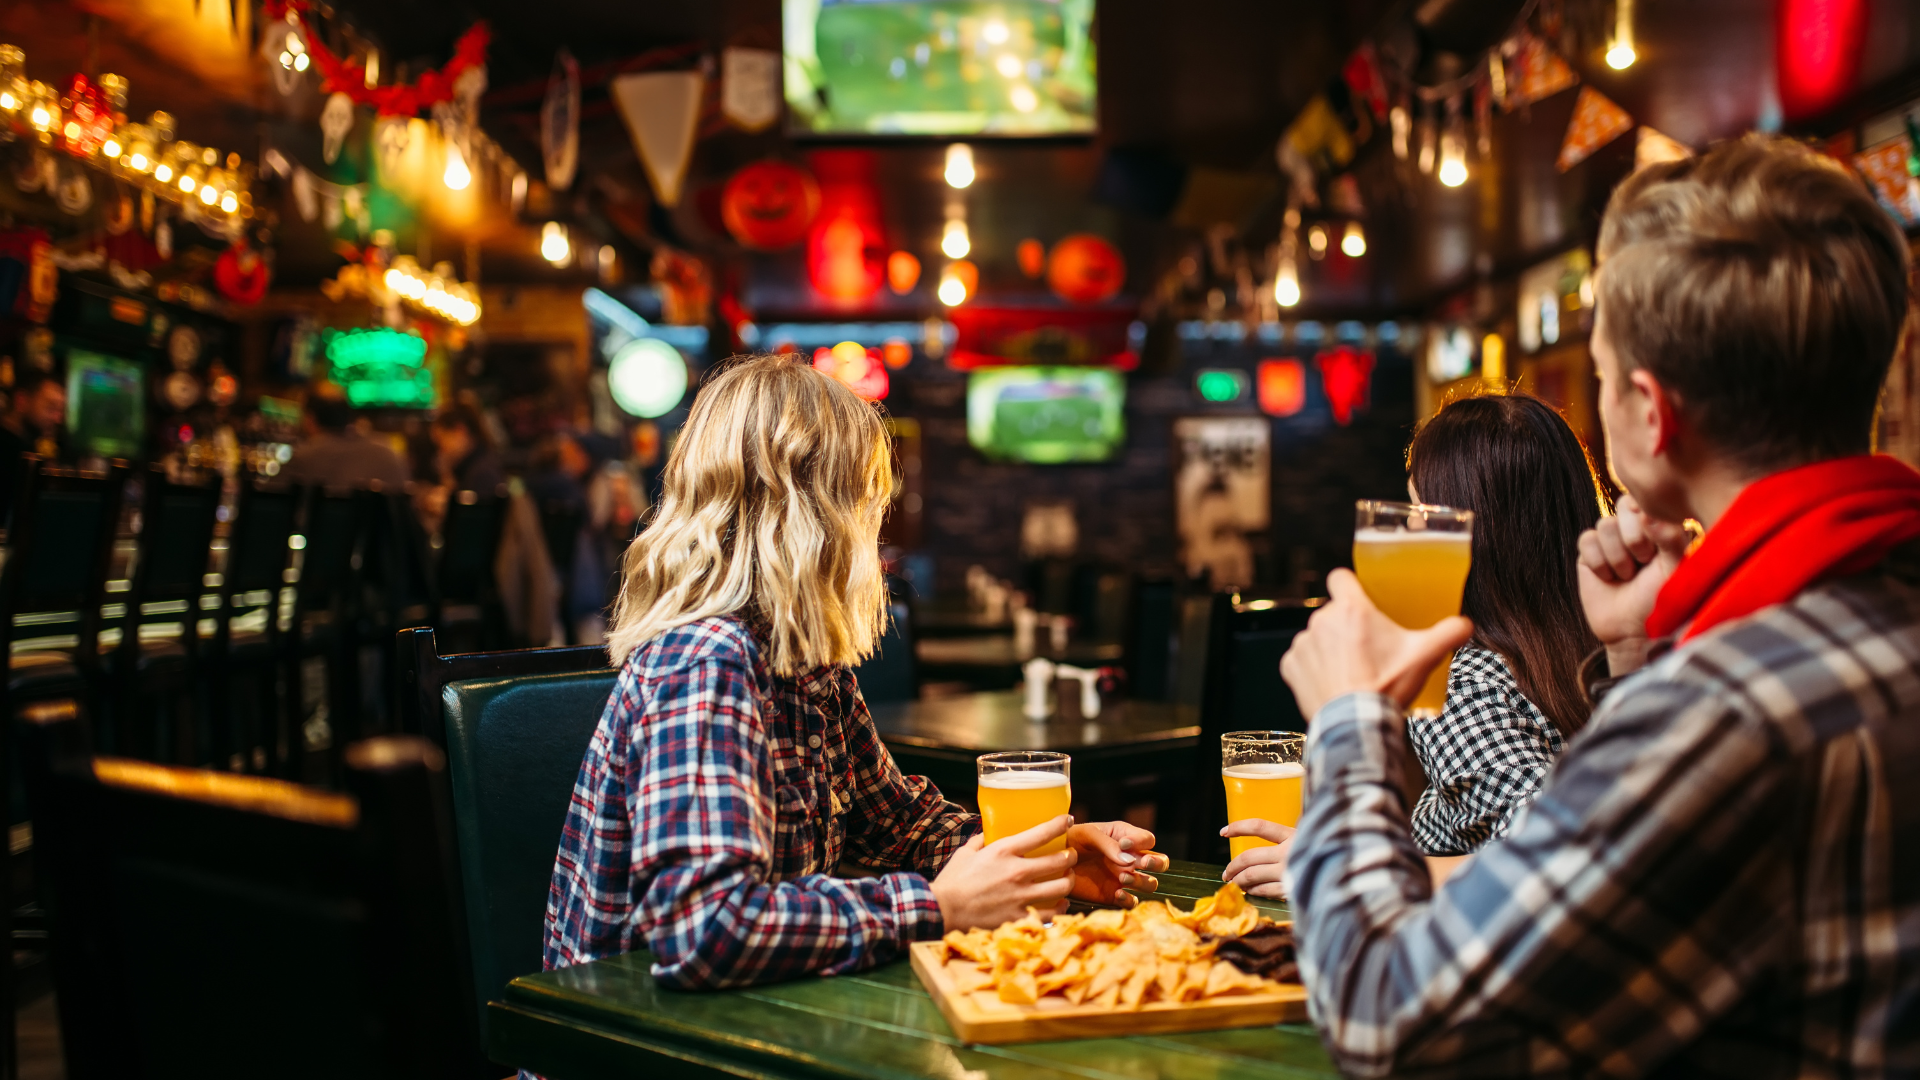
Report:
106,466,222,763
432,487,509,653
207,482,299,773
283,486,371,780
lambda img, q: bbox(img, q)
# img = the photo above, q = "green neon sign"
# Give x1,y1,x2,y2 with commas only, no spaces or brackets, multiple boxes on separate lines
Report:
325,327,427,370
1195,368,1249,403
325,328,435,409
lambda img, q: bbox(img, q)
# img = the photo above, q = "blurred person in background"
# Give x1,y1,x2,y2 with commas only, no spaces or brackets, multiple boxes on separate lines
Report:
430,401,507,494
527,429,646,645
0,368,66,524
283,384,408,491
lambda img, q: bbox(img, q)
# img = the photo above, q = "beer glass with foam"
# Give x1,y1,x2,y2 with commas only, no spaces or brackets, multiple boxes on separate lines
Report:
977,751,1071,857
1221,731,1306,858
1353,500,1474,718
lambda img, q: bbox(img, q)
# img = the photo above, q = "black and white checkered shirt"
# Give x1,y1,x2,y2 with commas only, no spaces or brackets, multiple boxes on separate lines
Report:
1404,645,1564,856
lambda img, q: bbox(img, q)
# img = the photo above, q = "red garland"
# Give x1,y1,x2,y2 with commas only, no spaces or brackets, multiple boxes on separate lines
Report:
263,0,489,117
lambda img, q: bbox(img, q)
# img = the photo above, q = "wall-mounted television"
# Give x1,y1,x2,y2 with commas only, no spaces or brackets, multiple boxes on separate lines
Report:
66,349,144,458
784,0,1096,136
967,365,1124,463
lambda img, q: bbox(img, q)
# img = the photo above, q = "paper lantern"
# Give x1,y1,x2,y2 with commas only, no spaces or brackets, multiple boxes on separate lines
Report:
608,337,689,418
1257,359,1305,416
1046,234,1125,305
886,250,921,294
720,160,820,250
1017,238,1046,279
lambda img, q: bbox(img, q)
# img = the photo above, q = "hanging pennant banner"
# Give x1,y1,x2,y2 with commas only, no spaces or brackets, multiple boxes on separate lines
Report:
722,47,781,132
1556,86,1634,172
1635,126,1694,170
612,70,705,209
1506,34,1577,109
542,49,580,192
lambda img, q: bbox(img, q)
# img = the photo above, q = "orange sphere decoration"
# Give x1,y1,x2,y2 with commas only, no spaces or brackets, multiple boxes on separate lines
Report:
887,250,921,294
720,160,821,250
1046,234,1126,305
1016,238,1046,279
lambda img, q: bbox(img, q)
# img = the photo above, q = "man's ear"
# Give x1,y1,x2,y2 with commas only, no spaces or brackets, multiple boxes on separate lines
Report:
1627,367,1680,457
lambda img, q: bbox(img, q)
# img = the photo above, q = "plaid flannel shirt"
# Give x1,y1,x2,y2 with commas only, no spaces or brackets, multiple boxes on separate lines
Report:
1288,561,1920,1077
1407,645,1566,856
543,616,979,990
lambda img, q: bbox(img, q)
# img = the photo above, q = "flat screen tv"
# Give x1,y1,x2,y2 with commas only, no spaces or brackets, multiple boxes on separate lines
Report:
66,349,144,458
784,0,1096,136
967,365,1124,463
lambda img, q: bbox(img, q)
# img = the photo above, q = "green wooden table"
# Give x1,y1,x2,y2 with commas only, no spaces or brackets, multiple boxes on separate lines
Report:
488,861,1338,1080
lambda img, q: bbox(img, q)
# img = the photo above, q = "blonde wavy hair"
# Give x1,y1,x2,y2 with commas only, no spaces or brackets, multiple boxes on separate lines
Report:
606,354,894,675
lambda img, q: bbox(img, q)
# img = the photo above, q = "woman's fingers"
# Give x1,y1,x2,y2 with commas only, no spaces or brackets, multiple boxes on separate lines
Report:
1221,841,1291,882
988,814,1073,857
1226,856,1288,897
1220,818,1295,844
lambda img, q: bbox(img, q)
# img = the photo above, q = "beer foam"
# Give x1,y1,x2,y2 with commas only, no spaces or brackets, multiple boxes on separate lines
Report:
1221,762,1305,780
1354,528,1472,544
979,770,1070,789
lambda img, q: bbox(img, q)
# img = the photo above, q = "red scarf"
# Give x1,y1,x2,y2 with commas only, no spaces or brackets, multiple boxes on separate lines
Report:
1646,454,1920,642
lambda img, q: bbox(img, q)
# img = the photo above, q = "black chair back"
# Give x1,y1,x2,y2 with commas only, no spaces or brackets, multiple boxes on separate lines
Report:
1124,577,1177,701
20,701,479,1080
119,468,221,650
437,489,507,607
0,458,127,654
1176,592,1317,862
212,482,299,649
294,487,368,618
397,626,608,746
852,600,917,704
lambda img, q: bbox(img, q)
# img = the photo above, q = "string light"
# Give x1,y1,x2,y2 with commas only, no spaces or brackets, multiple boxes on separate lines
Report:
941,219,970,260
1341,221,1367,257
541,221,571,265
1273,258,1301,308
1307,224,1328,258
1438,98,1469,187
101,137,121,159
937,270,968,306
1607,0,1637,69
384,256,482,325
944,143,975,188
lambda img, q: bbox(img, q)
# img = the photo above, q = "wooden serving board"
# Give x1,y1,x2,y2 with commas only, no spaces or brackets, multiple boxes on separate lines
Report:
909,941,1308,1045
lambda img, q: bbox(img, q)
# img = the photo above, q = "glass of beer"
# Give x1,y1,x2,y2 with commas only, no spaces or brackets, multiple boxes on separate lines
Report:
1221,732,1306,859
977,751,1072,858
1353,500,1474,718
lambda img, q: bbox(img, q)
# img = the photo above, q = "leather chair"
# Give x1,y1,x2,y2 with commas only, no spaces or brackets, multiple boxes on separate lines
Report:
396,626,612,1063
19,699,479,1080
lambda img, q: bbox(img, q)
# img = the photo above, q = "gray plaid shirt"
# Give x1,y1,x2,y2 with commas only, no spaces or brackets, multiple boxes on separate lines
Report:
1408,646,1566,856
1288,555,1920,1076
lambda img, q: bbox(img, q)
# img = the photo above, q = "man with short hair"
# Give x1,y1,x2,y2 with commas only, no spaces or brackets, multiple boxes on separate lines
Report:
282,384,409,491
1280,134,1920,1074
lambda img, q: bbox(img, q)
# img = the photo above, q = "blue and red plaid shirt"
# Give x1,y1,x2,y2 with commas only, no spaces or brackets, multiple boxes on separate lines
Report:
543,616,979,989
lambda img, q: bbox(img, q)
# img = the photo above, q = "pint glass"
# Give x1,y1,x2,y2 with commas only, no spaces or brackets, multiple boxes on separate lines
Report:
977,751,1072,857
1221,731,1306,859
1353,500,1474,718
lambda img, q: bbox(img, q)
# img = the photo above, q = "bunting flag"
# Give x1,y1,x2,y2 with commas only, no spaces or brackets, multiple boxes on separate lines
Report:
722,47,782,132
263,1,489,117
612,70,705,208
1635,126,1694,170
542,50,580,192
1506,34,1577,109
1556,87,1634,172
1852,139,1920,223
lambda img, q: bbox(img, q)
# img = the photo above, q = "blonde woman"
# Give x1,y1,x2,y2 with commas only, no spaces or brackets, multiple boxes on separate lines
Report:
543,356,1167,990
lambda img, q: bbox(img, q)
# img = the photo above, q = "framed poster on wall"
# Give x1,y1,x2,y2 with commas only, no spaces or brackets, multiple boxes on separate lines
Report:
1172,416,1270,590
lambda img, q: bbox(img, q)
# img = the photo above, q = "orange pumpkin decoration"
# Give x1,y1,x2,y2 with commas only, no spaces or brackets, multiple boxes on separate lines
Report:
1016,238,1046,279
886,250,921,294
1046,234,1126,305
720,160,821,250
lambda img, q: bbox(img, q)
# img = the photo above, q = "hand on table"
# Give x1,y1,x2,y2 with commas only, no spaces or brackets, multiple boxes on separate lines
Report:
932,815,1076,931
1065,820,1169,907
1279,569,1474,719
1219,819,1294,898
1576,493,1692,676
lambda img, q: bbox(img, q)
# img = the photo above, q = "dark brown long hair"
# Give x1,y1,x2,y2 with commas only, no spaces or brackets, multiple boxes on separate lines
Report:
1408,393,1609,739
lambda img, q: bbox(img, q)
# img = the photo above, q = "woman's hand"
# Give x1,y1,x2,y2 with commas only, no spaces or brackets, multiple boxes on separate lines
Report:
931,815,1076,931
1219,819,1294,898
1065,821,1169,907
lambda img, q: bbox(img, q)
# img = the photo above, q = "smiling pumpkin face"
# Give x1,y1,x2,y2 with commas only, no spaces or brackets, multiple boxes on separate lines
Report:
1046,234,1126,305
721,160,822,250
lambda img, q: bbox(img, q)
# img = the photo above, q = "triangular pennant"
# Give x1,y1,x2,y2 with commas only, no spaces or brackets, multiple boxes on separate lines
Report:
541,50,580,191
1634,126,1694,170
612,70,705,208
1507,33,1577,109
1557,86,1634,172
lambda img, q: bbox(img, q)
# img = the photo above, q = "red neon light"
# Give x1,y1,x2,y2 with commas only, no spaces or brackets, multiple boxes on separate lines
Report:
1257,359,1306,417
1777,0,1868,120
1315,347,1374,426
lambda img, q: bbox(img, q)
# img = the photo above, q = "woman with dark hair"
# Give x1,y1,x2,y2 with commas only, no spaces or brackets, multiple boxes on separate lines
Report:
1223,391,1609,892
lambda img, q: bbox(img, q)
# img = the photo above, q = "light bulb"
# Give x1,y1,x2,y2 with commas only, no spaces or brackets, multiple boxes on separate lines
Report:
1606,42,1636,69
443,144,471,190
937,274,967,306
128,152,148,171
1438,126,1468,187
220,191,238,213
102,137,121,159
1608,0,1637,70
154,163,173,183
541,221,570,265
1274,261,1300,308
941,219,970,260
0,92,15,110
199,183,218,205
1438,155,1468,187
944,143,974,188
294,52,310,72
179,173,197,193
1341,221,1367,257
29,105,49,129
1307,224,1328,257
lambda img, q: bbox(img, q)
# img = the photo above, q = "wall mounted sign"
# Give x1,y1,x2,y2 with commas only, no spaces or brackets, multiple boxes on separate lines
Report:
1172,415,1270,590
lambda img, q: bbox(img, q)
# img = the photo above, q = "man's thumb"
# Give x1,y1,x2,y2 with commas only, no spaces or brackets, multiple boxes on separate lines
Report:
1385,616,1474,706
